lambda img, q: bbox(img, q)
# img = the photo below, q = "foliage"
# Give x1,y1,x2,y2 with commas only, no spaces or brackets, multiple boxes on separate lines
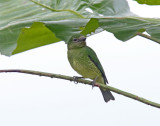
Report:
133,0,160,5
0,0,160,56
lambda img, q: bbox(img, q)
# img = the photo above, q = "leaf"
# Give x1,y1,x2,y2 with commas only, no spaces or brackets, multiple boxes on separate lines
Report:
147,27,160,39
133,0,160,5
98,17,148,41
13,22,61,55
1,0,160,56
81,17,160,41
0,22,31,56
35,0,133,17
44,19,89,43
0,0,133,56
80,18,99,36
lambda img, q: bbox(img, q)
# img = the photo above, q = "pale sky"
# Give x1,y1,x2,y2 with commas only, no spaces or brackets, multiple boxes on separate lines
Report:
0,0,160,126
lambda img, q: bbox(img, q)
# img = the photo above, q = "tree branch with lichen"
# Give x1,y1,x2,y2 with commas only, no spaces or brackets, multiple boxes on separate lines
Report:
0,69,160,109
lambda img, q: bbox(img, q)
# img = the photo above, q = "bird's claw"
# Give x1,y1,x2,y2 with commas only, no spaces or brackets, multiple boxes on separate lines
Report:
91,76,98,89
73,76,83,84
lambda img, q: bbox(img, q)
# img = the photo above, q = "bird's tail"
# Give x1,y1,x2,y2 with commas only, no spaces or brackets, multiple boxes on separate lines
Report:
100,89,115,102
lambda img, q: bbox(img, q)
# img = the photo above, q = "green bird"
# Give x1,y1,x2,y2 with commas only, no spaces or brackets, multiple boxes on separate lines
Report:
67,36,115,102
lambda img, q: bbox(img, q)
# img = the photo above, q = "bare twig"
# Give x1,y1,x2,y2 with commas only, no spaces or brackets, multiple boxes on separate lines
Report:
0,69,160,109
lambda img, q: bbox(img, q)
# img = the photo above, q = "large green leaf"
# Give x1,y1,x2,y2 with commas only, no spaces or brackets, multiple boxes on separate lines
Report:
98,17,160,41
12,22,61,55
80,18,99,36
133,0,160,5
34,0,133,17
1,0,160,56
0,0,133,56
80,17,160,41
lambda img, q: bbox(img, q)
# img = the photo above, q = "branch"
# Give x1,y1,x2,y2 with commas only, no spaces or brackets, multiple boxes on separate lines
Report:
0,69,160,109
136,32,160,44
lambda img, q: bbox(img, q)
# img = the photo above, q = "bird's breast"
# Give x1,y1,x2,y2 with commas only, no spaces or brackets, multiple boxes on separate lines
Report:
67,48,101,80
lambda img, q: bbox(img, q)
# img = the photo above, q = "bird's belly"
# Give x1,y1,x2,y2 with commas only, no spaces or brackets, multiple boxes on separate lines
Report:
71,58,101,80
68,48,105,83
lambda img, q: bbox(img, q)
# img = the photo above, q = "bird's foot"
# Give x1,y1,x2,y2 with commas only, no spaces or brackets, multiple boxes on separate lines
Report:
91,76,98,89
73,76,84,84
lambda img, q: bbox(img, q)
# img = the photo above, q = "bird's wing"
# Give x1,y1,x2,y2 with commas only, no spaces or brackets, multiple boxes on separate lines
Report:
86,47,108,84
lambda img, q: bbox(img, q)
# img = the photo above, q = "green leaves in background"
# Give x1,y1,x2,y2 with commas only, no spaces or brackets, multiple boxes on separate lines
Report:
0,0,160,56
133,0,160,5
0,0,133,56
45,19,89,42
80,18,99,36
12,22,60,55
83,17,160,41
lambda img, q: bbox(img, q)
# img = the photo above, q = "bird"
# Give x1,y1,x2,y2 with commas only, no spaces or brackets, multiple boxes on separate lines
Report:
67,36,115,102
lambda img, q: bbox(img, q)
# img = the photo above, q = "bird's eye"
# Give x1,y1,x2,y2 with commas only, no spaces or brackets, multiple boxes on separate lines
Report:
73,38,77,41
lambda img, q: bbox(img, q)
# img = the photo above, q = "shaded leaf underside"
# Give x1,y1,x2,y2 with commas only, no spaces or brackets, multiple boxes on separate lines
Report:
0,0,160,56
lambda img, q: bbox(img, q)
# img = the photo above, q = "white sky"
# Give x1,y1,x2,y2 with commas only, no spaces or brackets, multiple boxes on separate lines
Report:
0,0,160,126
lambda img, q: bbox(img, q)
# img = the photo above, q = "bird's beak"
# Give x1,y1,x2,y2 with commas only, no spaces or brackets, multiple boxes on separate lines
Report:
82,37,86,41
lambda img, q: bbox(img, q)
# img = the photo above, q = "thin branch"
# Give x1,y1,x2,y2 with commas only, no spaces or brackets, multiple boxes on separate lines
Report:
0,69,160,109
31,0,85,18
136,32,160,44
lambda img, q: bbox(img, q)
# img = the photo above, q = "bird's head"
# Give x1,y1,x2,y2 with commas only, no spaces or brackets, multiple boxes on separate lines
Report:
68,36,86,49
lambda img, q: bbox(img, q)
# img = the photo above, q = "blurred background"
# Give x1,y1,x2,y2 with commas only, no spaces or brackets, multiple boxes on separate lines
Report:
0,0,160,126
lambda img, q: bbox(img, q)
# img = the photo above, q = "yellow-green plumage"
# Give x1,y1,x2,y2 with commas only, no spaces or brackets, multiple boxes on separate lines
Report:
67,36,115,102
68,47,104,83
